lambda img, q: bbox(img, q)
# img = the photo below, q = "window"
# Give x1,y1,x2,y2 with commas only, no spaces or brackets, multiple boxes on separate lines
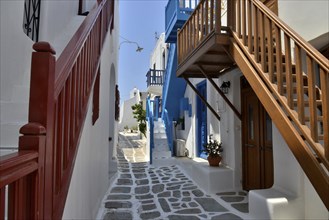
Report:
23,0,41,42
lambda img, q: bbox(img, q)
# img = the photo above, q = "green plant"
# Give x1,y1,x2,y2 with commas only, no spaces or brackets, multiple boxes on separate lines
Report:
131,102,146,137
175,117,184,127
124,125,129,130
203,135,223,157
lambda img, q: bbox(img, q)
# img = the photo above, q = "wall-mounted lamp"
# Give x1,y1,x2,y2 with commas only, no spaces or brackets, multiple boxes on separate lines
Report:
220,81,230,94
119,40,143,52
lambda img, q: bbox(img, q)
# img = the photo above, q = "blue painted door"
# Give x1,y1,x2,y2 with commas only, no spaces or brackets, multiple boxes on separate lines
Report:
197,81,207,158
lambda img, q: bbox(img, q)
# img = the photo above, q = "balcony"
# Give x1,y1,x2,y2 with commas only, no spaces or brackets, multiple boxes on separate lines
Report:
176,0,234,78
165,0,199,43
146,69,165,95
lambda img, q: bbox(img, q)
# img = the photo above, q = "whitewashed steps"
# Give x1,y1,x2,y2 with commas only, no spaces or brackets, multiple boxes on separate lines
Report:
152,120,172,160
0,85,29,152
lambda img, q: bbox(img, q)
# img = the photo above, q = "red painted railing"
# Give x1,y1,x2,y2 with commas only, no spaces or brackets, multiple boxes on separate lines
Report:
0,0,114,219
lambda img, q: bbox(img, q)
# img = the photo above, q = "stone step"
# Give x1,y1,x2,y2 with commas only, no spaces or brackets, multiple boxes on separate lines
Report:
154,133,167,139
152,150,172,159
154,126,166,131
154,138,168,144
153,127,166,133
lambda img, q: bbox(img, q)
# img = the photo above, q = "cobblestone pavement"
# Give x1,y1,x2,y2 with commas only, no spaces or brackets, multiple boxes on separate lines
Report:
101,133,246,220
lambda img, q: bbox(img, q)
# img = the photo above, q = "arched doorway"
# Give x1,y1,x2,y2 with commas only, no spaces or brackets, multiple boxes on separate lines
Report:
109,64,117,176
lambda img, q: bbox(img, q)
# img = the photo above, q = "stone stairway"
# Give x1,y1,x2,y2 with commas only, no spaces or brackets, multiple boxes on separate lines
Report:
152,119,172,160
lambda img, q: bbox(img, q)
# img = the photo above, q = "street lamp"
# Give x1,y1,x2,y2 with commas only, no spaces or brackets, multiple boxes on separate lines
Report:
119,40,143,52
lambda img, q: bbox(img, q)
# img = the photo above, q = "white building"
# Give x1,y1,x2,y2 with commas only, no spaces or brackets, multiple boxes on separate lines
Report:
118,87,147,131
0,0,119,219
147,33,168,99
171,0,328,219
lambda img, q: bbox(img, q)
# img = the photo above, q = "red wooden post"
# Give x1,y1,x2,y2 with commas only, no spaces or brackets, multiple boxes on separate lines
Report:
18,123,46,220
28,42,56,219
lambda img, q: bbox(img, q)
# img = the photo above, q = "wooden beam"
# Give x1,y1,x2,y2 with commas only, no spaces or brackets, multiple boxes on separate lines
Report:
184,77,221,122
197,65,242,120
196,61,232,67
206,50,227,56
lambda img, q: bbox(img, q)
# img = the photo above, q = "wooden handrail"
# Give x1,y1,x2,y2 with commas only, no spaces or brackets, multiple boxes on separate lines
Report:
0,152,38,188
252,0,329,71
178,0,210,36
0,122,46,220
6,0,116,219
232,0,329,209
177,0,227,64
55,3,103,96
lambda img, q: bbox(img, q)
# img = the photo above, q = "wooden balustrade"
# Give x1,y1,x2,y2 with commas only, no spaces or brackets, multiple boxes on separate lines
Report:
146,69,165,86
0,0,115,219
233,0,329,165
178,0,223,64
232,0,329,208
0,123,46,220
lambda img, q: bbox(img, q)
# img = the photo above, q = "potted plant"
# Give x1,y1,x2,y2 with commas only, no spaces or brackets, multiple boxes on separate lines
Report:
203,135,223,166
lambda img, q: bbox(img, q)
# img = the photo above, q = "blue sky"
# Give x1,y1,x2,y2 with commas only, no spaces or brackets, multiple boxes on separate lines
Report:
119,0,168,102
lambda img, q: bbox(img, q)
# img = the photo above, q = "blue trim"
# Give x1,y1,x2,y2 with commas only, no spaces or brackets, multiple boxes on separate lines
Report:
188,104,192,117
165,0,199,43
146,98,155,164
161,44,186,121
163,109,174,155
180,97,192,117
196,80,208,159
180,97,189,111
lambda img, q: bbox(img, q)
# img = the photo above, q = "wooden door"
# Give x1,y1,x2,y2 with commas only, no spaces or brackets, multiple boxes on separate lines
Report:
241,77,273,190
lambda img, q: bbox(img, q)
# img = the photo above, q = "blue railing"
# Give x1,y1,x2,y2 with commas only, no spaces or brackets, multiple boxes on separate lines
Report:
163,109,174,154
165,0,197,30
146,69,165,87
146,98,155,164
165,0,178,31
165,0,199,42
161,43,176,119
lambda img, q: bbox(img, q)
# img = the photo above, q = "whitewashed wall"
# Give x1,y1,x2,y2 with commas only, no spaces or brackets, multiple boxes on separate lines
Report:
39,0,85,56
0,0,85,151
0,1,33,101
278,0,329,41
62,1,120,219
150,33,168,70
118,88,142,131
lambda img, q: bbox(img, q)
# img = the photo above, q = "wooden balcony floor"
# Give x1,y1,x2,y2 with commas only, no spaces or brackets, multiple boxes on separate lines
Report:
177,32,234,78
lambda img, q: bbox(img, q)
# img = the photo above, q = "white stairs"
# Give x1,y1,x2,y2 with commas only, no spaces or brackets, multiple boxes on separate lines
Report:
0,80,29,156
152,119,172,160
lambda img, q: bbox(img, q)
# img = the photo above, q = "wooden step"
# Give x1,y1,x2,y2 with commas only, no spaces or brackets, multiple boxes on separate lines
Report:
273,72,307,84
305,115,323,122
257,53,285,63
293,99,322,107
283,85,321,99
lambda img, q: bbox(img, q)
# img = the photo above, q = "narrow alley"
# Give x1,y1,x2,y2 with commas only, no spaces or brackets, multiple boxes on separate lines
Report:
99,133,249,220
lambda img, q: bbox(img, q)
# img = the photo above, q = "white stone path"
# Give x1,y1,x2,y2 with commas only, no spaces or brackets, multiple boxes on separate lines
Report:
98,133,250,220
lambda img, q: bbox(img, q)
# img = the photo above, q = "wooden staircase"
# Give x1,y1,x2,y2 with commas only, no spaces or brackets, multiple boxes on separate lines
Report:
176,0,329,210
231,0,328,209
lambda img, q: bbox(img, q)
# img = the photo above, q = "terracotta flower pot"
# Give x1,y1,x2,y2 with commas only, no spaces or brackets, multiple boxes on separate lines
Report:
207,155,222,166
